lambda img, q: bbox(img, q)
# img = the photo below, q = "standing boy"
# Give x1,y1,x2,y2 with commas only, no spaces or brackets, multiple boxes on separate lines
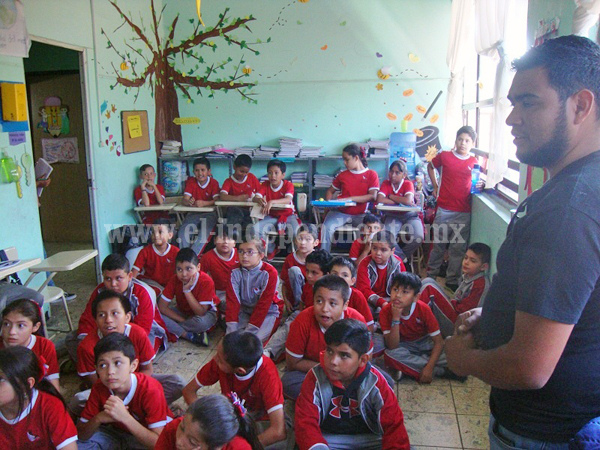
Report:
134,164,168,224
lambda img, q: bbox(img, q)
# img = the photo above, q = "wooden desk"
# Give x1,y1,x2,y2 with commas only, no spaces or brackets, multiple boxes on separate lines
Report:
24,249,98,293
133,204,175,223
0,258,42,281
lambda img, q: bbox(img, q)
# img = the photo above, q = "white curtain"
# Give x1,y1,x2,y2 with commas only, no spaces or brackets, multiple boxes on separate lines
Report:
444,0,474,148
573,0,600,41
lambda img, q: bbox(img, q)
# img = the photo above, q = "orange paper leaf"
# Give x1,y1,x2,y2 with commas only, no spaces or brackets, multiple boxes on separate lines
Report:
321,45,328,50
386,112,397,121
403,89,414,97
430,114,439,123
416,105,427,114
413,128,424,137
404,113,413,121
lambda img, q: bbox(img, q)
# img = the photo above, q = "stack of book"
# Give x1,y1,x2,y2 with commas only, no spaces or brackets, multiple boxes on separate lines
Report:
291,172,308,184
258,145,279,158
279,137,302,157
180,146,213,157
160,140,181,156
234,146,257,157
314,173,334,188
298,146,323,158
367,139,390,159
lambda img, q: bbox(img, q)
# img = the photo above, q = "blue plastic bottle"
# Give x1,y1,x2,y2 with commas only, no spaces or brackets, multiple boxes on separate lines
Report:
471,164,481,194
389,132,417,176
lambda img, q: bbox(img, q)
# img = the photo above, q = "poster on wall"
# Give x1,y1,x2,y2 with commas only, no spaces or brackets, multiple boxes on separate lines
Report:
0,0,31,57
41,137,79,164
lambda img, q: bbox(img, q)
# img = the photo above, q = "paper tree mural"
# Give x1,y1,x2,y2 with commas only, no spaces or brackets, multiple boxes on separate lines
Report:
103,0,269,155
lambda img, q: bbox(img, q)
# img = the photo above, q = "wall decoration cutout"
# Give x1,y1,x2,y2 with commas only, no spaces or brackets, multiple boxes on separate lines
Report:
0,0,30,57
534,17,559,47
386,112,397,121
37,96,69,137
42,137,79,163
375,83,383,91
415,126,441,158
21,152,32,186
408,53,420,63
377,66,391,80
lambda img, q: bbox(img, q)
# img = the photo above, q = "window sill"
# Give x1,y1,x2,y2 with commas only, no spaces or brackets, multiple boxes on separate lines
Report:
473,191,513,225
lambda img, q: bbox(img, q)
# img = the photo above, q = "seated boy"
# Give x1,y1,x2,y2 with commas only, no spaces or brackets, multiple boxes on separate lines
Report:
295,319,410,450
158,248,219,346
421,242,491,337
178,157,220,255
77,333,172,449
134,164,168,225
356,230,406,315
252,159,300,259
281,224,319,309
219,154,261,232
132,218,179,294
66,253,169,363
199,228,239,305
181,331,286,448
349,214,383,266
381,272,447,383
283,275,367,400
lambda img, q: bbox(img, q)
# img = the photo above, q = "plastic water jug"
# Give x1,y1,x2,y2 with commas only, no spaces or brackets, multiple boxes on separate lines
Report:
389,132,417,177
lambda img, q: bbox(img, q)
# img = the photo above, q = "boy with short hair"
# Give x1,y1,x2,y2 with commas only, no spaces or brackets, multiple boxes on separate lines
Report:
220,154,261,231
299,249,333,308
349,214,383,266
356,230,406,314
421,242,491,337
198,228,239,305
77,333,172,449
158,248,219,346
178,157,220,254
281,224,320,309
134,164,168,224
132,218,179,294
181,331,286,448
283,275,368,400
295,319,410,450
252,159,300,259
381,272,447,383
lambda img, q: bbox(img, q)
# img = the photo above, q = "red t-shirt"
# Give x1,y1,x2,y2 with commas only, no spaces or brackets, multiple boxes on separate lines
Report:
155,416,252,450
349,287,374,327
161,271,219,317
0,389,77,450
281,252,306,298
379,300,440,341
183,176,220,202
286,307,366,363
349,239,367,261
199,248,239,292
378,179,415,201
81,373,171,432
431,150,478,213
220,173,261,198
76,324,155,377
133,244,179,287
0,335,59,382
194,356,283,416
255,180,295,218
134,184,168,224
331,168,379,215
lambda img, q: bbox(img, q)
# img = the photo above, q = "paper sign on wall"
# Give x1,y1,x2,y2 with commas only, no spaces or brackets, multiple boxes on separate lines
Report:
41,137,79,163
127,115,142,138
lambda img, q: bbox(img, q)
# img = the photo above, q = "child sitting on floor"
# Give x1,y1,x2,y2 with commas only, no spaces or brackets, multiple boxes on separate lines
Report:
199,228,239,305
295,319,410,450
134,164,168,225
158,248,219,347
181,331,286,448
349,214,383,266
421,243,491,338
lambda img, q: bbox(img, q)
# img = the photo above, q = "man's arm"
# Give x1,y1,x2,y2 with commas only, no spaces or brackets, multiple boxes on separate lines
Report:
445,310,574,390
258,408,286,447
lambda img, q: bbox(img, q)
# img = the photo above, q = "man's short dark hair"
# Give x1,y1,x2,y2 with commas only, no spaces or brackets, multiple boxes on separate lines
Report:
306,249,332,274
193,157,211,170
456,125,477,143
468,242,491,265
92,289,131,318
222,331,263,369
94,333,136,364
314,274,350,303
325,319,370,356
512,35,600,119
234,154,252,169
267,159,286,173
362,213,382,226
390,271,422,294
101,253,130,273
176,247,199,266
139,164,154,173
330,256,356,279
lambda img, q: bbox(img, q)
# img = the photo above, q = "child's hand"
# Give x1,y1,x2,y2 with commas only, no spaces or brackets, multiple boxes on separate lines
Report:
147,180,155,189
186,196,195,206
104,395,131,423
183,273,198,292
140,180,148,189
96,410,115,424
264,200,274,214
391,301,403,321
419,366,434,384
194,199,207,207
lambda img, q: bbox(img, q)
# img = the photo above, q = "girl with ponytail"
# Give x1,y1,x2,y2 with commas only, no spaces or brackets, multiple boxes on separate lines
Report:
155,392,264,450
322,143,380,252
0,346,77,449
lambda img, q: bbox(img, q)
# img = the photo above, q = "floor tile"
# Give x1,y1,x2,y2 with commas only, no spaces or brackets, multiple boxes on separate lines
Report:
452,386,490,415
397,385,455,414
451,375,491,391
413,447,462,450
403,412,462,448
458,414,490,449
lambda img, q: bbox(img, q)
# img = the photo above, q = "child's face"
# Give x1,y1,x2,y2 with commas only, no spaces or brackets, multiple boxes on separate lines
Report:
267,166,285,186
215,235,235,256
233,165,250,181
193,163,210,184
151,224,173,247
0,370,17,410
390,284,418,310
330,265,356,288
238,242,263,269
389,166,405,185
176,414,207,450
342,152,360,171
455,133,475,155
305,262,325,286
1,311,40,347
96,351,137,394
370,242,394,266
176,261,200,285
362,221,382,239
295,231,318,255
103,269,133,294
214,342,235,374
462,250,488,277
95,298,132,336
140,167,156,183
313,287,347,329
324,343,367,386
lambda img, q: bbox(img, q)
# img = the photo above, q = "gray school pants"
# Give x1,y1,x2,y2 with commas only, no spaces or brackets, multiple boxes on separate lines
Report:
161,306,217,337
281,370,306,401
178,211,218,255
0,282,44,312
384,214,424,258
384,335,447,380
427,207,471,285
420,277,455,338
265,309,301,361
287,266,305,308
77,424,149,449
320,211,365,253
321,433,383,450
226,309,279,344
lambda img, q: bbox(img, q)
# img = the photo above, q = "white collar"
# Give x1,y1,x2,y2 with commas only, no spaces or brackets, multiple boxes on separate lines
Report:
292,252,305,265
376,262,388,270
391,179,404,194
270,181,284,192
110,373,137,405
349,167,368,175
0,389,38,424
214,248,235,262
97,323,132,339
26,334,36,350
152,244,171,256
318,311,344,334
400,302,417,320
231,175,248,184
452,150,472,160
196,177,211,189
235,356,264,381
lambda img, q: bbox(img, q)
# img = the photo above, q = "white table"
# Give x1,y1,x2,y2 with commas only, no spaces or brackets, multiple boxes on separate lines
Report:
172,205,216,225
250,203,294,224
24,249,98,293
376,203,421,213
311,200,357,224
133,203,175,223
0,258,41,281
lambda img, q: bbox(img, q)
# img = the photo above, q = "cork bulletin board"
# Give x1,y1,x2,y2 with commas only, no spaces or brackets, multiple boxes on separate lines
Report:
121,110,150,154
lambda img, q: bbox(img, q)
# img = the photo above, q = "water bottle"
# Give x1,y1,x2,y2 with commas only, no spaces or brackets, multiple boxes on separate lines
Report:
389,132,417,176
471,164,481,194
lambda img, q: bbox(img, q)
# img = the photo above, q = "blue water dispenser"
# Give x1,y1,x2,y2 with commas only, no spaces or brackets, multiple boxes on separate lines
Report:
389,132,417,176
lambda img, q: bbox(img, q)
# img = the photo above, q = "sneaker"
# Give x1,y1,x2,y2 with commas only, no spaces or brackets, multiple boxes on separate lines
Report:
389,368,403,382
443,367,468,382
64,292,77,301
189,332,209,347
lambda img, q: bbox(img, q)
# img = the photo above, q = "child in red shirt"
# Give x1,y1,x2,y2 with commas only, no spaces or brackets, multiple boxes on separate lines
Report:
321,144,380,252
182,331,286,448
134,164,168,224
199,229,239,305
0,347,77,450
220,154,261,231
349,214,383,266
281,224,319,308
158,248,218,347
178,157,220,255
